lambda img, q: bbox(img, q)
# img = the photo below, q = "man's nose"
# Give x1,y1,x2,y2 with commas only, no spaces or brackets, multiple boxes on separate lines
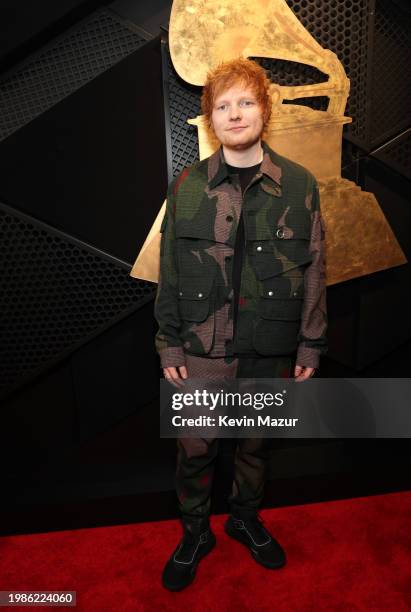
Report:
229,104,242,120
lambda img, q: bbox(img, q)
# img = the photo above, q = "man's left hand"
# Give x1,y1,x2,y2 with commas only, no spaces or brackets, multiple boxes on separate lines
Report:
294,364,315,382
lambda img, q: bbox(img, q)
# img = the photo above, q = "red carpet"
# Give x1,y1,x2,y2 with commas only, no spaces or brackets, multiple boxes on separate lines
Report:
1,491,410,611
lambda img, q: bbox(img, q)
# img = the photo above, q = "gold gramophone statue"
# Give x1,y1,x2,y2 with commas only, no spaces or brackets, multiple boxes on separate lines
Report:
131,0,406,285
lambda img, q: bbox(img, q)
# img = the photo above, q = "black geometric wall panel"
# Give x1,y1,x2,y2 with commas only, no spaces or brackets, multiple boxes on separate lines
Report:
254,58,329,113
369,0,411,148
286,0,411,151
0,9,149,142
266,0,411,151
372,129,411,181
161,39,202,179
0,202,155,399
0,34,168,266
284,0,370,144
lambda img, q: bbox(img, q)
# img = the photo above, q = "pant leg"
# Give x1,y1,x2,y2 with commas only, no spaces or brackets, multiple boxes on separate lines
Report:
176,436,219,521
175,354,238,522
228,355,292,518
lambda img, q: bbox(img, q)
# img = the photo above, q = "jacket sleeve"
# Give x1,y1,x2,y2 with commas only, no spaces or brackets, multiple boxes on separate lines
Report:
153,183,186,369
296,177,328,369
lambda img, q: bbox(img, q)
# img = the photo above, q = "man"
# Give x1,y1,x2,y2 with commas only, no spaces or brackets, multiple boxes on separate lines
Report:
154,57,327,591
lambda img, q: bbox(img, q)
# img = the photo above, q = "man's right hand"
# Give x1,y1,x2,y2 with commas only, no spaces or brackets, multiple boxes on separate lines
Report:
163,366,188,388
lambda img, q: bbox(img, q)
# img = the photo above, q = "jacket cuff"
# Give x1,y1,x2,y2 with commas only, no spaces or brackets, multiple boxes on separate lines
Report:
296,346,320,369
159,346,186,369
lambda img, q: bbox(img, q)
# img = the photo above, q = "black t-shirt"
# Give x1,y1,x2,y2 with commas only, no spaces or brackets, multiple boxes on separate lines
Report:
225,162,261,356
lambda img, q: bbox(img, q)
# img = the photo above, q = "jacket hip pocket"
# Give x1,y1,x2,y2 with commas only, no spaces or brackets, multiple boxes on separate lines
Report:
178,276,215,355
253,295,303,356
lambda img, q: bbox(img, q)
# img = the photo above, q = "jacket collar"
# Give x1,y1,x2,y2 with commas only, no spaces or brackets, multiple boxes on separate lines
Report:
207,140,282,189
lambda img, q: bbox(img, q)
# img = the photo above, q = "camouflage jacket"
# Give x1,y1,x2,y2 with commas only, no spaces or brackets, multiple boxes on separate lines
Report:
154,140,327,369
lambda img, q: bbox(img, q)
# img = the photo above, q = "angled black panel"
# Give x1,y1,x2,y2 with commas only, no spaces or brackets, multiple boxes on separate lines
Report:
0,36,168,265
286,0,374,140
369,0,411,148
0,202,155,399
0,9,149,141
161,39,202,179
372,129,411,181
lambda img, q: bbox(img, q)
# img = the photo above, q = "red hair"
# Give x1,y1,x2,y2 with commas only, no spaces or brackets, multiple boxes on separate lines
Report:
201,57,272,131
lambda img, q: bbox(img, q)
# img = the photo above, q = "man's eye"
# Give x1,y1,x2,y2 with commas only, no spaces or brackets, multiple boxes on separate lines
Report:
218,104,227,110
240,100,254,107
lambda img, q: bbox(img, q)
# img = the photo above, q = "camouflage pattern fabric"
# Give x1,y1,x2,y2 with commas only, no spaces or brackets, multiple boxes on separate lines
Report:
176,353,292,523
154,140,327,370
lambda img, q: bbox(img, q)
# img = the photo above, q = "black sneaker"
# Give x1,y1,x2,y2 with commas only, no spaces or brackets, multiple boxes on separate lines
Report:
162,520,216,591
224,513,286,569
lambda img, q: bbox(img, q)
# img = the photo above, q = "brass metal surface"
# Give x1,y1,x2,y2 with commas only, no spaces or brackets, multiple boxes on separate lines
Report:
319,179,406,285
169,0,350,117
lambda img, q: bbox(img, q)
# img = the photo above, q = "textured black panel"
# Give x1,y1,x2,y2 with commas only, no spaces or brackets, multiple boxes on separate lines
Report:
162,41,202,178
284,0,370,143
256,58,328,88
253,58,329,112
373,129,411,180
0,202,155,399
0,36,167,266
0,9,148,141
255,58,329,112
370,0,411,147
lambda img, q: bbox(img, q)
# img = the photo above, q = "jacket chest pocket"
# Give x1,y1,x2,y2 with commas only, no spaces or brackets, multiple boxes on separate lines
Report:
175,226,218,278
273,223,311,263
178,276,215,354
176,237,216,278
250,223,312,278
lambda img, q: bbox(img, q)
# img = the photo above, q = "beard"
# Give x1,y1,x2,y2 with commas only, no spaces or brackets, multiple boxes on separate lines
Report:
217,124,264,151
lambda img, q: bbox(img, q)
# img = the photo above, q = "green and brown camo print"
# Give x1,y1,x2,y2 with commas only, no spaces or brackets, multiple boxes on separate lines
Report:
154,140,327,370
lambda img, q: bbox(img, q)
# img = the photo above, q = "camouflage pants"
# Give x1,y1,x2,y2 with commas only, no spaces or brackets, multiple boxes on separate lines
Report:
176,353,292,524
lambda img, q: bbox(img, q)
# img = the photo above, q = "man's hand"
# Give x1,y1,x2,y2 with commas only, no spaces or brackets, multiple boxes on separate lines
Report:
163,365,188,388
294,364,315,382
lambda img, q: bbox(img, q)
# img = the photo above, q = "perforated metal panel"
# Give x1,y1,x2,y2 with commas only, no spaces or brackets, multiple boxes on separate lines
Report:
0,10,149,142
373,129,411,180
0,202,155,399
284,0,370,143
162,42,202,178
370,0,411,147
253,57,329,112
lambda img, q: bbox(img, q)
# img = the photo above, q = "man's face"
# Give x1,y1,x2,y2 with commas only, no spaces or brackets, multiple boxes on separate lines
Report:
210,83,265,151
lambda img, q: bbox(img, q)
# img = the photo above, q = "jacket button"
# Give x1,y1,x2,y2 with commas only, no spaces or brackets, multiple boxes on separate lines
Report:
268,290,274,296
276,228,285,239
256,245,262,252
179,291,183,296
198,292,203,298
226,215,233,222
